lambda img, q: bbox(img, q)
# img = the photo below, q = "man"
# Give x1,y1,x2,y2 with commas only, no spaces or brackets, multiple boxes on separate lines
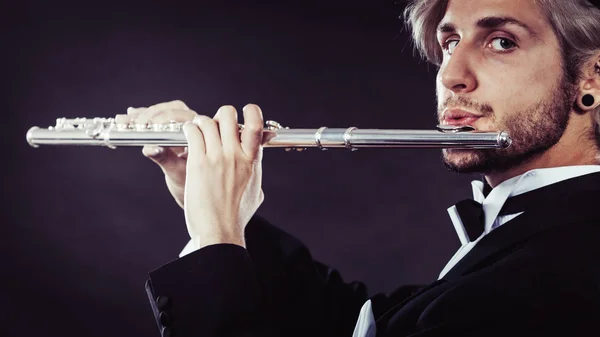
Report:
119,0,600,336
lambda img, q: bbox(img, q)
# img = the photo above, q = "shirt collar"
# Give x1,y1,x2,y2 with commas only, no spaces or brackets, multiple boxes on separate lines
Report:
449,165,600,245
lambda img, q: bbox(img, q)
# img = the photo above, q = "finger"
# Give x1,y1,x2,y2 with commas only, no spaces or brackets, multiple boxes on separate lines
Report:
127,106,147,115
135,107,195,158
177,147,189,159
213,106,241,153
130,100,189,125
142,145,164,159
145,100,190,114
142,145,168,163
240,104,264,160
142,143,188,181
182,121,206,168
147,108,197,124
109,107,145,128
193,115,222,159
135,107,197,126
114,114,130,124
142,145,171,166
113,106,146,124
126,107,146,123
142,145,187,180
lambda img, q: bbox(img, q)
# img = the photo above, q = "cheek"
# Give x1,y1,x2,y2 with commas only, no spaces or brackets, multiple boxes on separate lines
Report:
480,68,549,119
490,53,561,107
435,76,446,107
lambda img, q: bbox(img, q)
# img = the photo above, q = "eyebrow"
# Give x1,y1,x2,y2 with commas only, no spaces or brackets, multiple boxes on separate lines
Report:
437,16,538,38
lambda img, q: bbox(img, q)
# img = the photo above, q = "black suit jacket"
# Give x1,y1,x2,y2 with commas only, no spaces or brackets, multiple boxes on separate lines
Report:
144,172,600,337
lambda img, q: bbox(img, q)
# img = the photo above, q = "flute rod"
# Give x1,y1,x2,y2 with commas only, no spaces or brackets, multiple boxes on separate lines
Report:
25,118,512,150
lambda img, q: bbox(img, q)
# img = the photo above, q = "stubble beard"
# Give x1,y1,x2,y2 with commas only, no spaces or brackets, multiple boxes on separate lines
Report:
440,76,576,175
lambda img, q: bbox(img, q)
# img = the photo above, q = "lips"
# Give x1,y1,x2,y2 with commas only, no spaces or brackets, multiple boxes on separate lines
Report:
442,109,481,127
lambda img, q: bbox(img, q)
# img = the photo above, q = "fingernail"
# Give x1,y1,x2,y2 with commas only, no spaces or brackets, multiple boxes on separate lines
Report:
177,147,189,158
144,146,164,157
152,147,164,156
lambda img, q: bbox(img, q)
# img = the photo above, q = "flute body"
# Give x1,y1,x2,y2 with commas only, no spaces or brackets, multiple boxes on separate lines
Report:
26,118,512,150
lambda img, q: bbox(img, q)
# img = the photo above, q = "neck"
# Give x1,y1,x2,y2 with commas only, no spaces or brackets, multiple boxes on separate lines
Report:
485,113,600,188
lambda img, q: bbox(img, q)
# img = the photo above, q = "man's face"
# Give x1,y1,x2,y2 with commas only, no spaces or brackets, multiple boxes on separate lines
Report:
436,0,577,174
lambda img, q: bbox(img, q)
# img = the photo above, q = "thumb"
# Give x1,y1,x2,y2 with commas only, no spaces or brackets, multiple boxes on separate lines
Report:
142,145,187,183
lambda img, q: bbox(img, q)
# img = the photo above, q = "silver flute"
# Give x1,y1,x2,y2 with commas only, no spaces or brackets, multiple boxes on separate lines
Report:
26,117,512,151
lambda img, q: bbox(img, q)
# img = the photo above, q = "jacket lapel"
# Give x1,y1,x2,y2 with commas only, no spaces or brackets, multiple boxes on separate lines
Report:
443,172,600,280
374,279,447,334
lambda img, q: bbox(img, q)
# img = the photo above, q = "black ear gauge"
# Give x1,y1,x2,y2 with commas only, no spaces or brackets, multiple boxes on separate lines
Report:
582,94,595,108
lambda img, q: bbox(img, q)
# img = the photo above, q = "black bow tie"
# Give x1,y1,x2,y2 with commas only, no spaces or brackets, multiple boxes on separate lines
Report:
456,171,600,242
454,197,528,241
454,199,485,242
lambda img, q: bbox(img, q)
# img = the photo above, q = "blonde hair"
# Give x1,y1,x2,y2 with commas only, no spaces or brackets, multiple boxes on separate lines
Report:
403,0,600,142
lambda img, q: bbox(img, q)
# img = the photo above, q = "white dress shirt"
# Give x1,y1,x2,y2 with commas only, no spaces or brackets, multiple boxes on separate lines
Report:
353,165,600,337
438,165,600,279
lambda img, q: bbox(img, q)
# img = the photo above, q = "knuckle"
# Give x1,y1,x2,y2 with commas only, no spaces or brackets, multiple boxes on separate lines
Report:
128,111,142,119
146,103,162,112
245,124,263,133
184,109,198,119
224,106,236,115
243,103,263,115
127,106,146,115
194,114,210,121
114,114,129,124
226,109,238,120
147,100,187,114
182,121,198,132
170,100,188,109
218,105,236,114
215,108,237,122
208,153,224,166
195,115,215,128
158,109,198,123
148,110,166,120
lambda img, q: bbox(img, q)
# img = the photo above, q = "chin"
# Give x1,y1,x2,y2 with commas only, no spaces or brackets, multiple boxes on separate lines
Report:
441,147,546,175
441,149,489,174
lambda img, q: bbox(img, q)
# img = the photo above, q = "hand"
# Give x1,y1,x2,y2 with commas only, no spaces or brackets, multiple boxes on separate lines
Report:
182,104,265,249
115,100,196,208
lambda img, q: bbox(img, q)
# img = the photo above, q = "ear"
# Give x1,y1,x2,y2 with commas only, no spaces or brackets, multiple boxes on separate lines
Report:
576,55,600,112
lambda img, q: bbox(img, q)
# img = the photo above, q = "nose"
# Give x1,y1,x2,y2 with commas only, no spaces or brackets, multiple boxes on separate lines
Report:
438,45,477,94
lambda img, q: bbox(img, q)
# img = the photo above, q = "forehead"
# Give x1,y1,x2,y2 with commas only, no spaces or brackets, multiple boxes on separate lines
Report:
440,0,548,31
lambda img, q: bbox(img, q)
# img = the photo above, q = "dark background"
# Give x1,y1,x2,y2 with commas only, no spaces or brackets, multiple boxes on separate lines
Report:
5,0,479,336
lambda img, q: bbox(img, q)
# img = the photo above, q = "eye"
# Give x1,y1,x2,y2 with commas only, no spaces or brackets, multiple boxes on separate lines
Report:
488,37,517,52
443,39,460,55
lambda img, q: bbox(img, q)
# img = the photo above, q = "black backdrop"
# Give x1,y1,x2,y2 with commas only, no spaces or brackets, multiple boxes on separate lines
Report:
5,1,480,336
